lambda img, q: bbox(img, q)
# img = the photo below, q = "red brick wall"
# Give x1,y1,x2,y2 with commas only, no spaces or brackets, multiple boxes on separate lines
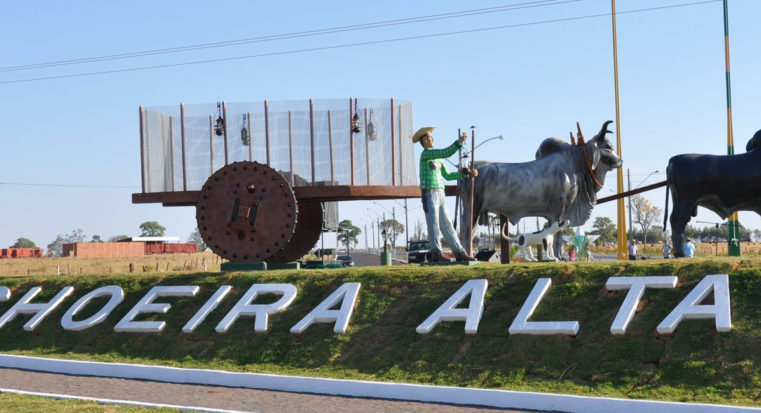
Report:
64,242,146,258
0,248,43,258
144,243,197,254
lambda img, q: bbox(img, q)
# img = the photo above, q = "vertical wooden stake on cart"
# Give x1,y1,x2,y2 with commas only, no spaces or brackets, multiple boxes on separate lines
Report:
467,127,476,256
454,128,461,230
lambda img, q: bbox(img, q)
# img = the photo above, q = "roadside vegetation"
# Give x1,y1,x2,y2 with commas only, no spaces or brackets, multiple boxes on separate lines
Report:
0,392,173,412
0,258,760,407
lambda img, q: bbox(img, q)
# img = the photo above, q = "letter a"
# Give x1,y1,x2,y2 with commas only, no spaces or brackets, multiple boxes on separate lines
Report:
290,283,360,334
657,274,731,334
416,279,488,334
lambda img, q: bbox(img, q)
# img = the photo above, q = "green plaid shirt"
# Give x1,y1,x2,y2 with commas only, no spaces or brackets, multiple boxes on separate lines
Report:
419,140,464,189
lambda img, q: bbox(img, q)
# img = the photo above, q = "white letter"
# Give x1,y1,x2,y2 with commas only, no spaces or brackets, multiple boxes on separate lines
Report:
61,286,124,331
606,276,677,335
114,286,199,333
0,286,74,331
182,285,232,333
290,283,360,334
215,284,296,333
657,274,731,334
416,279,488,334
509,278,579,335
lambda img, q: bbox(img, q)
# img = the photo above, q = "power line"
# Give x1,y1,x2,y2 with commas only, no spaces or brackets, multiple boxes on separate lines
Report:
0,0,576,73
0,0,720,85
0,182,137,189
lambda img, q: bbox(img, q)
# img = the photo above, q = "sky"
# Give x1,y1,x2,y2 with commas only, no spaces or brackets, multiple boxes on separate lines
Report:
1,0,760,251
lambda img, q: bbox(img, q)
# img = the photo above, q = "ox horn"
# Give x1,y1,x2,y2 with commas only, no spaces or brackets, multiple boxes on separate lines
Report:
597,120,614,139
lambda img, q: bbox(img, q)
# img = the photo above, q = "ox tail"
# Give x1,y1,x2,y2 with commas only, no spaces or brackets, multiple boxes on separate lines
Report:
501,223,519,243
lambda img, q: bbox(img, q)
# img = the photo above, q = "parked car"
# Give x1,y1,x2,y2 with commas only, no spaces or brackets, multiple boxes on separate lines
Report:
406,240,431,263
336,255,355,267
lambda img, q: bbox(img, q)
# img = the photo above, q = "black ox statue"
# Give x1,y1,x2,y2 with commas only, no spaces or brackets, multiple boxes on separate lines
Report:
459,120,623,245
665,129,761,257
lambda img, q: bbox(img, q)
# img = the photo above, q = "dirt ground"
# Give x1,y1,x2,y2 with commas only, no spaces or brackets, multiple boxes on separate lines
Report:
0,252,221,277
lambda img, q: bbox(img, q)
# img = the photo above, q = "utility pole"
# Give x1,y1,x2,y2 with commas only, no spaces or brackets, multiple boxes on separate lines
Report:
392,207,396,251
364,224,368,251
404,199,409,248
611,0,628,260
723,0,740,256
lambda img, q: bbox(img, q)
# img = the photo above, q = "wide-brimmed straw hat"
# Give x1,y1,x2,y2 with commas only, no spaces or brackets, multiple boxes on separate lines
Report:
412,126,435,143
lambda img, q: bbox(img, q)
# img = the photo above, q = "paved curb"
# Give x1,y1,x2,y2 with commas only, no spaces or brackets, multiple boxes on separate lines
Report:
0,354,758,413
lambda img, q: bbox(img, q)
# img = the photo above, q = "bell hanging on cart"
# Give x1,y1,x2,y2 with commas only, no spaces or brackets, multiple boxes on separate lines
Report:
214,102,225,136
240,114,250,146
351,98,361,133
367,109,377,140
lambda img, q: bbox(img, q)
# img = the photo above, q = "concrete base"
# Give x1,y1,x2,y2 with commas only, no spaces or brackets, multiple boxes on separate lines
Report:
421,260,480,266
267,262,301,270
221,262,267,272
221,261,301,272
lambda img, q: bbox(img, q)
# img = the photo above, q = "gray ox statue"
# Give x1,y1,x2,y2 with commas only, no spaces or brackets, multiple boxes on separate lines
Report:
459,121,622,245
665,129,761,257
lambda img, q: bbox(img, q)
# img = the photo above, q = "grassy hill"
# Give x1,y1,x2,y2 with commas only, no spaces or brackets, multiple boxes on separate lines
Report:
0,258,760,407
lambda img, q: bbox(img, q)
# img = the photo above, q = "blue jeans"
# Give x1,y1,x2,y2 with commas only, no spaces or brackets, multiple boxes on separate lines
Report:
423,189,465,254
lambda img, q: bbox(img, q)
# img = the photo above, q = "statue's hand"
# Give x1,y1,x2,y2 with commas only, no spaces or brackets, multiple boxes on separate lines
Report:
458,132,468,144
461,167,478,177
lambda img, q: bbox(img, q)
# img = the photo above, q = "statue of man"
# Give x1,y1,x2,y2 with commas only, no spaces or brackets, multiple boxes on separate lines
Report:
413,126,478,262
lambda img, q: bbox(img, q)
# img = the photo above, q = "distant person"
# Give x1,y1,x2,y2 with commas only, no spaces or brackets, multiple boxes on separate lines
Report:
414,126,477,262
662,241,672,259
568,245,577,262
683,238,696,258
628,240,638,261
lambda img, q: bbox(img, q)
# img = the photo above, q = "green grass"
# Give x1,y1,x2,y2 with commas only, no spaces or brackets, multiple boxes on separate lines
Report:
1,258,761,406
0,392,174,412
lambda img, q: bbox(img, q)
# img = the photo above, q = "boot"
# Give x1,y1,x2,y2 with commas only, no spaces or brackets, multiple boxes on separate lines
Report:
454,251,477,262
428,251,447,262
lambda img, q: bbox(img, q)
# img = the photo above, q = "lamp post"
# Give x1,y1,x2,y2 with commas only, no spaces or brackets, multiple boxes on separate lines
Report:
460,134,505,160
374,201,396,251
367,207,383,253
380,229,391,266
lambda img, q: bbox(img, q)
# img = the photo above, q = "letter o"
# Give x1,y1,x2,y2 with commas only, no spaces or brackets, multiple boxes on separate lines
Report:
61,286,124,331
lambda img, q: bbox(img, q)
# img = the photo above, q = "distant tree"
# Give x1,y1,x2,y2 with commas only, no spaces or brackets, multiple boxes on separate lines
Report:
411,219,427,242
188,227,207,252
139,221,166,237
589,217,616,246
380,218,404,248
11,238,36,248
91,235,103,243
753,229,761,242
337,220,361,253
47,229,86,257
108,235,130,242
630,195,662,244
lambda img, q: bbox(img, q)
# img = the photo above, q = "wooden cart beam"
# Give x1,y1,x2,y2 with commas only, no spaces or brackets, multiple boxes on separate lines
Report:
132,184,445,206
